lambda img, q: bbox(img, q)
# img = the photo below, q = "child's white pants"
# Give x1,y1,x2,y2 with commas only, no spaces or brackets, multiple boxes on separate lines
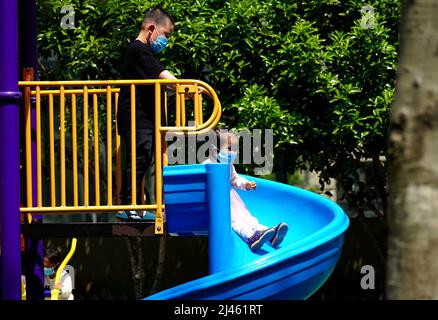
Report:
230,188,268,240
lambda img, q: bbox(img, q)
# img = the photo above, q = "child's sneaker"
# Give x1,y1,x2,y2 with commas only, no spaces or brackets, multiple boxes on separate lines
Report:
246,228,276,251
270,222,289,247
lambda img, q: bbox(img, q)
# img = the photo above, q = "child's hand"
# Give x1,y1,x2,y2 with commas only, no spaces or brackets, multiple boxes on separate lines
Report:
54,283,61,290
245,181,256,190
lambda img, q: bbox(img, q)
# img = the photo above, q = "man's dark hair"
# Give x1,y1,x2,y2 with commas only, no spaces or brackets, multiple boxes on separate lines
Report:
141,7,174,30
45,246,62,265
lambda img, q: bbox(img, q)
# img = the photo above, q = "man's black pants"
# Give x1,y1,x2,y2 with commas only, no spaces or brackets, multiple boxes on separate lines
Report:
119,129,154,206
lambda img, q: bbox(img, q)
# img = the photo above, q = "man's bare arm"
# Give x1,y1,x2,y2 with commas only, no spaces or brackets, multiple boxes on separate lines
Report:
159,70,177,92
159,70,177,80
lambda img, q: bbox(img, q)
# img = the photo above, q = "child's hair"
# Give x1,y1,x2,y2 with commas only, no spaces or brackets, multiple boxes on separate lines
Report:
215,129,239,148
141,6,174,30
45,246,62,266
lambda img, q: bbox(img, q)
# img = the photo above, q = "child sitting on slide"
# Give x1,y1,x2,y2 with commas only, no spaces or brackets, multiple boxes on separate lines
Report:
203,130,288,251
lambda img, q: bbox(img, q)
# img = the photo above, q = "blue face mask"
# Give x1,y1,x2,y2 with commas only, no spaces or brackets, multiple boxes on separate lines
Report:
150,34,168,54
217,151,237,164
44,267,55,277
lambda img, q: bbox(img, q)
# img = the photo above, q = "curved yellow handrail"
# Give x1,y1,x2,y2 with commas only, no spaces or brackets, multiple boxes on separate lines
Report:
51,238,77,300
18,79,221,134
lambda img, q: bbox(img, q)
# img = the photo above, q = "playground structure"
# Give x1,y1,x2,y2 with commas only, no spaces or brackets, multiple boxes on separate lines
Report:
14,77,222,300
0,1,349,300
18,79,220,235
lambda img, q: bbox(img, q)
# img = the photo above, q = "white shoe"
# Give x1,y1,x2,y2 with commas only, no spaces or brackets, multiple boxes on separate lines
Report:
116,211,143,220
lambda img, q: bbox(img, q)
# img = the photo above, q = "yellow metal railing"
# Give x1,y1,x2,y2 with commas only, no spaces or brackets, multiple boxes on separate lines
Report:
51,238,77,300
18,80,221,234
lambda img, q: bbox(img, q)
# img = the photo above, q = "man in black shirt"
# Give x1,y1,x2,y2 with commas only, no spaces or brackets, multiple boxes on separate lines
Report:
117,7,177,219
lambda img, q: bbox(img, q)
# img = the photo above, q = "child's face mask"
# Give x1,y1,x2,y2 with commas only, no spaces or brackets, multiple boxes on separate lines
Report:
44,267,55,277
217,150,237,164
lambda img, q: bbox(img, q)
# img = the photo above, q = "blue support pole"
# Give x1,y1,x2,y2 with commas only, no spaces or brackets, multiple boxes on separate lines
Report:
19,0,44,300
206,163,233,274
0,0,23,300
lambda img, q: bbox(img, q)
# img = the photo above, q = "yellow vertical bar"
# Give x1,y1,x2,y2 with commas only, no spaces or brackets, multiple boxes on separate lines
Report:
60,86,66,206
176,84,181,127
194,84,199,126
24,86,33,207
164,91,168,126
155,83,163,234
71,94,78,206
115,92,121,205
93,94,100,206
36,86,42,208
107,86,112,206
83,87,89,207
162,134,168,167
130,84,136,206
162,90,169,166
49,94,56,207
23,70,34,209
198,94,203,125
181,92,186,127
141,179,145,205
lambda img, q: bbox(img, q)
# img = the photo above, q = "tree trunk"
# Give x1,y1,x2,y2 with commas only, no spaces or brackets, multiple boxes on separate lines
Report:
150,236,167,294
275,153,288,183
125,237,146,299
387,0,438,299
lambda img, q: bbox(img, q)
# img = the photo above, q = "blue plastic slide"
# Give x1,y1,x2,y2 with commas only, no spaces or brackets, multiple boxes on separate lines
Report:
145,163,349,300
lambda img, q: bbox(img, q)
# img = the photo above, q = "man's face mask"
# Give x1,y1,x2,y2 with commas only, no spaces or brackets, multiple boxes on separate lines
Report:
150,29,168,53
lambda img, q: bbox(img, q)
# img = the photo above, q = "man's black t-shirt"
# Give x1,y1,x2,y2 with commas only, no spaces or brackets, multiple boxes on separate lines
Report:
117,39,166,131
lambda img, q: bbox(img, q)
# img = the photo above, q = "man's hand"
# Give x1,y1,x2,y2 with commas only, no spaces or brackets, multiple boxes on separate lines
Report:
158,70,213,98
185,86,212,99
245,181,257,190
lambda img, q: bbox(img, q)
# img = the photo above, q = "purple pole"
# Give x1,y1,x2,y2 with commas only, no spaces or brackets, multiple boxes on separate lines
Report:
19,0,44,300
0,0,22,300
